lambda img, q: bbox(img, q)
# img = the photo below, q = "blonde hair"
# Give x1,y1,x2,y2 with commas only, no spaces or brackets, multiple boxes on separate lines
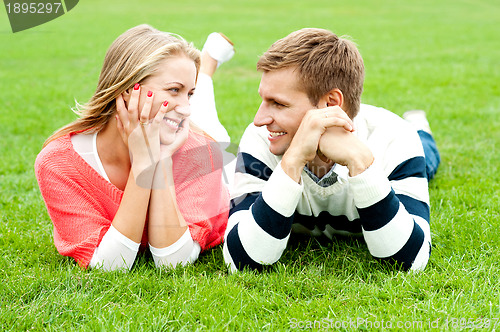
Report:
44,24,201,147
257,28,364,118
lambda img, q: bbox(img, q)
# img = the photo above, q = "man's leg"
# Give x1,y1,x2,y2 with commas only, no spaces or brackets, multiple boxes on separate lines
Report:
403,110,441,181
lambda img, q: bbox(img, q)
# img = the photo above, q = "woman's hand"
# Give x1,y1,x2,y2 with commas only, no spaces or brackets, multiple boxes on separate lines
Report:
115,85,168,185
160,118,190,159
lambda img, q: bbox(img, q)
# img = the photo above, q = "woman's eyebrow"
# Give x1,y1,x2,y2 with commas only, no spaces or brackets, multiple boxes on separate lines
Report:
164,81,185,87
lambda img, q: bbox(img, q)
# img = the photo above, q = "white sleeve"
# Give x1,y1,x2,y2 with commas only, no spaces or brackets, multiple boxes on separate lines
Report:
149,229,201,268
89,225,140,271
223,162,303,272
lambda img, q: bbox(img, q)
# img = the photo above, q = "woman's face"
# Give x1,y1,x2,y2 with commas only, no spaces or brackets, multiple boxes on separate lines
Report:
136,55,197,145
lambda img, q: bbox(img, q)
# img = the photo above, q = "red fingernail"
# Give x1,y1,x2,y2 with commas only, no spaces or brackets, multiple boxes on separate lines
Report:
147,91,153,97
163,100,168,107
134,83,140,90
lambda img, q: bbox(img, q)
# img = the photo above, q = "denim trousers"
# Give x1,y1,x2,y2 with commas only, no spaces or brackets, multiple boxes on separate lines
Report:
418,130,440,181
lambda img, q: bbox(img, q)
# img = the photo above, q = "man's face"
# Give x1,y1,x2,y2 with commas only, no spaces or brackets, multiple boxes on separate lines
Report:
254,67,317,156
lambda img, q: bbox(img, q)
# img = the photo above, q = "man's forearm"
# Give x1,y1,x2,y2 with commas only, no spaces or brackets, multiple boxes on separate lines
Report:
350,161,431,271
224,162,303,272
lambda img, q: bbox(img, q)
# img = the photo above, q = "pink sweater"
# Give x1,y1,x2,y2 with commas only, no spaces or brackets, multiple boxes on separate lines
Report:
35,132,229,268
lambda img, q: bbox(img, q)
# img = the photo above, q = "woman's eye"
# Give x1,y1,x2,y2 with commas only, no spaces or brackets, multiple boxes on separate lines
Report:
169,88,179,93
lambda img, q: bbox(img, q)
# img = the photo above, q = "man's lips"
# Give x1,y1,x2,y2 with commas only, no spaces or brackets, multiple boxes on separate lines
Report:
268,130,286,140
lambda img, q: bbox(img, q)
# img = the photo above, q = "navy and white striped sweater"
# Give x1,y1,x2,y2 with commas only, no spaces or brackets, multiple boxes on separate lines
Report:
223,104,431,272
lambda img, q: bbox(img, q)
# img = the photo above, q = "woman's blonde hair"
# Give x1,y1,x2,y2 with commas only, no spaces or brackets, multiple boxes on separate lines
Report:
44,24,201,147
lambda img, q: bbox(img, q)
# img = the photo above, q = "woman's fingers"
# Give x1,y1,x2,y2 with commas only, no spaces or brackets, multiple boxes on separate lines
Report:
128,83,141,124
115,113,123,133
140,90,154,124
152,100,169,125
115,94,128,126
160,118,190,158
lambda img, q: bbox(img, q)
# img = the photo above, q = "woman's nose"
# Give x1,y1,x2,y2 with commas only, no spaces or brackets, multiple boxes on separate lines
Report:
175,105,191,117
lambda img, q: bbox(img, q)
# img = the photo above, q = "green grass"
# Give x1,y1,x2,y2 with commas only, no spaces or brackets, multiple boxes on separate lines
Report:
1,0,500,330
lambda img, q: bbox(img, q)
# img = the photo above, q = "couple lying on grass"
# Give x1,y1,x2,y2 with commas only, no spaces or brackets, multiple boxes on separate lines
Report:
35,25,440,273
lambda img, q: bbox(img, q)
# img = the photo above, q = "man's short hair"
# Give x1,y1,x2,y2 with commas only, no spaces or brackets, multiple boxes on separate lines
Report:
257,28,365,118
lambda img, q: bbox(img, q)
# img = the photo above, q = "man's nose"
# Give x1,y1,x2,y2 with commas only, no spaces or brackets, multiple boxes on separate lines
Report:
253,102,272,127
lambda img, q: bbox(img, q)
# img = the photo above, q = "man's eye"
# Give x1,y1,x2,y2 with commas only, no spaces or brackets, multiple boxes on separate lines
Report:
274,101,285,108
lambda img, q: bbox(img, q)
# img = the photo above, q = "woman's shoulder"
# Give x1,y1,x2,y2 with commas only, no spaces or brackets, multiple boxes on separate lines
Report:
173,130,223,173
35,133,93,180
177,130,221,156
185,129,216,146
35,135,74,170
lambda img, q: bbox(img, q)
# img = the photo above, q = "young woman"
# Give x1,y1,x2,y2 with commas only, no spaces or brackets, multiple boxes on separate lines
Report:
35,24,234,271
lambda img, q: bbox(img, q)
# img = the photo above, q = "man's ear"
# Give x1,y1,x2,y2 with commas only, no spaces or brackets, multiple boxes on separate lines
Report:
320,88,344,109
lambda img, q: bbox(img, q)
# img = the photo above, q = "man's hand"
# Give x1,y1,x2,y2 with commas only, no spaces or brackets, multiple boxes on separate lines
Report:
318,126,374,176
282,106,354,182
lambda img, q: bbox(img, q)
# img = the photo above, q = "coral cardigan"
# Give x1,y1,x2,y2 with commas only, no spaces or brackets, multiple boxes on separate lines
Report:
35,132,229,267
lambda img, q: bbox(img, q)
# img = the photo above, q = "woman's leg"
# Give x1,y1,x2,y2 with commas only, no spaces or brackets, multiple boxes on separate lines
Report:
189,33,236,190
189,33,234,143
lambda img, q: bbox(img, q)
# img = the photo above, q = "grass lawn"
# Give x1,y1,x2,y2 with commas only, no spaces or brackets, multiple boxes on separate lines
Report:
1,0,500,330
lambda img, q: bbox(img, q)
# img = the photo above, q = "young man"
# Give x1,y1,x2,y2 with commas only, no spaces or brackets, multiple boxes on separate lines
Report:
223,28,440,272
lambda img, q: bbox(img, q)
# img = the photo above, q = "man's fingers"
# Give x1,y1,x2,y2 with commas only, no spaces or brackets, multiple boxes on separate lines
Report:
317,107,355,132
323,116,354,132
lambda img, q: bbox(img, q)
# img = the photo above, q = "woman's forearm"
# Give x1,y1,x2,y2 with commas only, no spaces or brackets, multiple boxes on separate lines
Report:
111,170,152,243
147,158,188,248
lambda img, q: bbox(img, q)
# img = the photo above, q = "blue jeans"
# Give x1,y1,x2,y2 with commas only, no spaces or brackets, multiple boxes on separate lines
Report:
418,130,440,181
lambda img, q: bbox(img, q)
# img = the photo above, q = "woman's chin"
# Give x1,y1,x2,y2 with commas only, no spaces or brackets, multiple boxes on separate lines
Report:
159,124,177,145
160,132,176,145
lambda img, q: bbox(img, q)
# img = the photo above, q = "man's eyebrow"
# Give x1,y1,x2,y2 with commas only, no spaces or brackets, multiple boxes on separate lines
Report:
259,89,283,102
266,95,289,105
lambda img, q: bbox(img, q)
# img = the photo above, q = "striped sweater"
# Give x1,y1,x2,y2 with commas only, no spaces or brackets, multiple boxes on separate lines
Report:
223,104,431,272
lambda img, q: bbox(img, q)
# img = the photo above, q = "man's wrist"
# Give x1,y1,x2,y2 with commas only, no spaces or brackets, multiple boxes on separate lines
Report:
262,161,304,217
281,150,306,183
347,150,374,177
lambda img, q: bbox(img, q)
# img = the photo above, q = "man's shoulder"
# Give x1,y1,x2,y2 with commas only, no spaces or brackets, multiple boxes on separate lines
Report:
357,104,425,167
239,124,274,157
358,104,408,126
241,123,271,143
357,104,417,138
236,124,281,176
